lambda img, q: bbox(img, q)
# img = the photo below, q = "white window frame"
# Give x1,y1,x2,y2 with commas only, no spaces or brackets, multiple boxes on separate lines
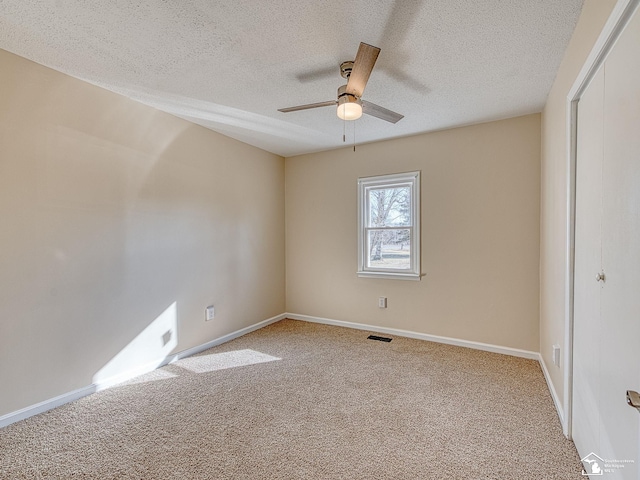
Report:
357,171,421,280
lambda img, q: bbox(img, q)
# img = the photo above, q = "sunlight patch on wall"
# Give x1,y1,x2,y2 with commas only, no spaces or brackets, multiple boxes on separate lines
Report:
175,349,280,374
93,302,178,389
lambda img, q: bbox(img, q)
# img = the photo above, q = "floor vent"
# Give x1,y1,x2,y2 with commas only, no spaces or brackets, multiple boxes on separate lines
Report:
367,335,392,342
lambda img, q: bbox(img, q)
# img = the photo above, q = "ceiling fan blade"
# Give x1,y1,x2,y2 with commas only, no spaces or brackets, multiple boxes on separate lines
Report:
346,43,380,98
362,100,404,123
278,100,337,113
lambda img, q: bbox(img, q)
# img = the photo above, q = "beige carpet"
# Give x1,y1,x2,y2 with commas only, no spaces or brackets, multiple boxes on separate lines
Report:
0,319,582,479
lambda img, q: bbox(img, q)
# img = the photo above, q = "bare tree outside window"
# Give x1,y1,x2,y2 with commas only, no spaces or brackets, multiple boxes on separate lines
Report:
367,186,411,269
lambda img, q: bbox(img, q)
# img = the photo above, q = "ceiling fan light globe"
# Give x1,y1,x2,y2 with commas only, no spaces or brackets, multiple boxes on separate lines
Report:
337,101,363,121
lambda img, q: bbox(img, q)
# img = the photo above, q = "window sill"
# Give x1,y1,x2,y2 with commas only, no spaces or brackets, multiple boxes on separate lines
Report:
357,271,422,281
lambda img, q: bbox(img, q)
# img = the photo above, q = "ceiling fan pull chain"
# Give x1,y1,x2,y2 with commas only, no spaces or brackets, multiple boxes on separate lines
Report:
353,120,356,152
343,115,346,142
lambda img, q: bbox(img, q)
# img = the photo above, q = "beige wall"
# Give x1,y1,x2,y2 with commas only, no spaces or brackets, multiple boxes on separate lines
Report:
0,49,285,417
1,0,619,420
539,0,616,413
286,114,541,351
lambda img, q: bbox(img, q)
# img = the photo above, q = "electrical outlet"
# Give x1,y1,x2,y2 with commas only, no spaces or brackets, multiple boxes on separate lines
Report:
378,297,387,308
205,305,215,321
552,344,561,366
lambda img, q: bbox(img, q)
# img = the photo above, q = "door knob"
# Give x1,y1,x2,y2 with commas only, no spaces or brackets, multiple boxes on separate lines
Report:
596,272,606,282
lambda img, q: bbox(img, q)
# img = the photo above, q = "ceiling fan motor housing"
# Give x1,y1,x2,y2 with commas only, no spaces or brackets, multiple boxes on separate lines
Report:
337,84,359,104
340,61,354,79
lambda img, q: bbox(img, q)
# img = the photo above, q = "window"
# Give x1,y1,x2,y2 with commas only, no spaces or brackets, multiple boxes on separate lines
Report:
357,171,420,280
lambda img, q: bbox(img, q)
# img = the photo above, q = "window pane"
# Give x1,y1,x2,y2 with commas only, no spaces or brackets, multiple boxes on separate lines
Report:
366,229,411,269
368,186,411,227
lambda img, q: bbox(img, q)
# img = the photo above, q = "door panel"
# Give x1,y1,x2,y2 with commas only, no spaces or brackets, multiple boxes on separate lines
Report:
573,65,605,460
599,9,640,478
573,6,640,479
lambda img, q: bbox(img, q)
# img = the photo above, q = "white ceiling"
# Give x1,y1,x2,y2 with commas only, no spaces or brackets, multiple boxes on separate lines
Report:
0,0,584,157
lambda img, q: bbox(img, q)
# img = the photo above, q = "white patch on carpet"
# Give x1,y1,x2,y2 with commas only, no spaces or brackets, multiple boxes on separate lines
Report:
175,349,280,373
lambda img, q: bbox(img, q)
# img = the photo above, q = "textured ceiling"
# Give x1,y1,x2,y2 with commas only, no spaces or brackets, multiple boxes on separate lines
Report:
0,0,584,157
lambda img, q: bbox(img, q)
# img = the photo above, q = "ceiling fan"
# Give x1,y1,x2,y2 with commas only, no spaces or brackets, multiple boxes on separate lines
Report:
278,43,404,124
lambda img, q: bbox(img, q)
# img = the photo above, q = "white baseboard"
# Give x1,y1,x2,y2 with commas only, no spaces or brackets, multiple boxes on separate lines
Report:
286,313,568,423
538,353,565,426
3,312,565,431
286,313,539,360
93,357,171,392
95,313,287,391
0,384,97,429
0,313,287,429
167,313,286,363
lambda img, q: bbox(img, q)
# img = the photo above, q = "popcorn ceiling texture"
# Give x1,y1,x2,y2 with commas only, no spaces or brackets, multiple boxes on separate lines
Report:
0,320,583,479
0,0,584,156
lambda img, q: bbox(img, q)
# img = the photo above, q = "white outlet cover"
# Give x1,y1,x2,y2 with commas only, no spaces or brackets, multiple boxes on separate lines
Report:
552,344,561,366
206,305,215,321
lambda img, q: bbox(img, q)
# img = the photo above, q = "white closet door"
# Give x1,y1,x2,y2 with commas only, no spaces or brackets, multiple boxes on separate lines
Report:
573,64,605,460
599,8,640,477
573,7,640,479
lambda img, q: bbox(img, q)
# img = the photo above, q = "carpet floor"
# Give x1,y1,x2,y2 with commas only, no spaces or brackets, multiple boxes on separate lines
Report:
0,319,582,479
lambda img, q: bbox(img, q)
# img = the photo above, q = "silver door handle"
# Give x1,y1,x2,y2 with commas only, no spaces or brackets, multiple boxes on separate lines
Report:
627,390,640,412
596,272,606,282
